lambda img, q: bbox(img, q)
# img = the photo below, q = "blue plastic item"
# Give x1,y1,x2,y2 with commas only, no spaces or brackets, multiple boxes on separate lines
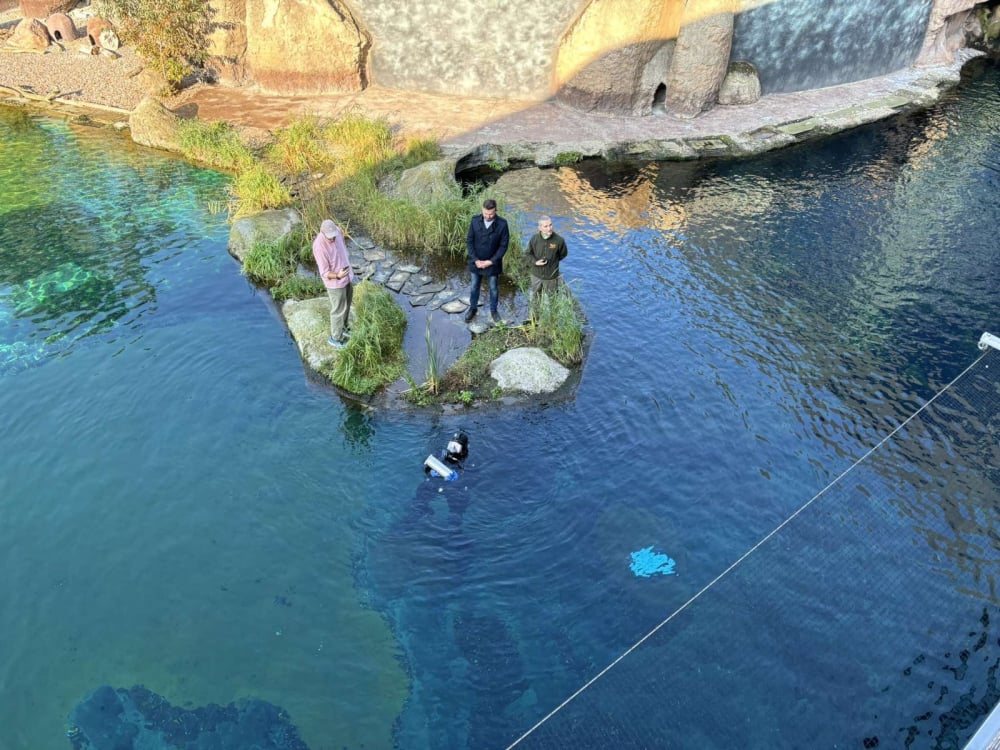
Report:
630,546,676,577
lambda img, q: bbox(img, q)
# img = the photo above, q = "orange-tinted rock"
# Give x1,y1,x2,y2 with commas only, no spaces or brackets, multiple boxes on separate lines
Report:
9,17,51,50
85,16,112,46
18,0,74,19
44,11,77,42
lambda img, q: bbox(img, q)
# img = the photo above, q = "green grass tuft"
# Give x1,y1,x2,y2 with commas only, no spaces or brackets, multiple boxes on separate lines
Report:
271,275,326,302
329,281,407,395
178,119,256,172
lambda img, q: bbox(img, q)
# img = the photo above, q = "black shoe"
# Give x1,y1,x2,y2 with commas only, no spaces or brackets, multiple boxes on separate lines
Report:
464,308,477,323
490,311,501,324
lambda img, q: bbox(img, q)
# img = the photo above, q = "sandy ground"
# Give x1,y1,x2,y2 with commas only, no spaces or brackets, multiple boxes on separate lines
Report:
0,6,147,111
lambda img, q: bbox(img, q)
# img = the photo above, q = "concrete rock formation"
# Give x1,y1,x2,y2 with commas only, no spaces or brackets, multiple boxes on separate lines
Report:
243,0,368,93
665,4,734,118
918,0,982,63
9,17,50,50
189,0,994,117
18,0,73,19
554,0,682,115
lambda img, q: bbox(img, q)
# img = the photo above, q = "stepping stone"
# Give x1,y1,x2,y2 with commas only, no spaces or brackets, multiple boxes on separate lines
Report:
440,299,468,314
371,268,391,284
397,264,422,273
468,320,490,335
416,281,446,295
410,293,436,307
386,270,411,292
363,247,386,262
353,236,375,250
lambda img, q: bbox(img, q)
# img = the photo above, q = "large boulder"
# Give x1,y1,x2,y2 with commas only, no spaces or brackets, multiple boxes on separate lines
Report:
8,17,50,51
85,16,117,49
489,347,570,395
128,97,183,152
553,0,681,115
228,208,302,263
244,0,369,93
282,296,338,376
18,0,73,19
394,160,461,203
718,60,761,106
665,6,734,118
916,0,980,64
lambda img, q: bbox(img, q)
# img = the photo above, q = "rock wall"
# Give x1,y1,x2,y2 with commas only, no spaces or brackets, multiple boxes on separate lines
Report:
203,0,990,115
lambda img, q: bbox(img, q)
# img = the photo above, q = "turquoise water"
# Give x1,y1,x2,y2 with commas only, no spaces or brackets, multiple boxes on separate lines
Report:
2,58,1000,750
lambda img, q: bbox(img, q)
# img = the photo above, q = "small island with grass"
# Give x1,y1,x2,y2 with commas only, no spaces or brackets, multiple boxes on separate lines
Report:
136,103,587,407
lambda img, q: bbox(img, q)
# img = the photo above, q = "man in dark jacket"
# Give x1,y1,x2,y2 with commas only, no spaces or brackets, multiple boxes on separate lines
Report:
526,215,568,302
464,198,509,323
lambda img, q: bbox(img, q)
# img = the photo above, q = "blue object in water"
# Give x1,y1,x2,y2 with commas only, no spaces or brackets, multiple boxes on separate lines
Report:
630,546,677,578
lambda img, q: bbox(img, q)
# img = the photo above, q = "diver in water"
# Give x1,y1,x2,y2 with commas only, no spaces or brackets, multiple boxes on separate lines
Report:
424,431,469,479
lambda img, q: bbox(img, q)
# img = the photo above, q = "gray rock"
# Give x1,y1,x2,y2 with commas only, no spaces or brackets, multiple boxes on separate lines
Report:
395,159,461,202
440,299,469,314
282,296,338,376
363,247,386,262
489,347,570,394
718,61,761,106
353,235,376,250
416,281,446,295
128,96,183,153
409,293,435,307
397,264,422,274
386,270,411,292
228,208,302,263
665,9,734,118
468,320,491,335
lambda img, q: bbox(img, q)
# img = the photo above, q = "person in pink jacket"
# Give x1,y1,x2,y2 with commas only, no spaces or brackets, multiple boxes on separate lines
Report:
312,219,355,348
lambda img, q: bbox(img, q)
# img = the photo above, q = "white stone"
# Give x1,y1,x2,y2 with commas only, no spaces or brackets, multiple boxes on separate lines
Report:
489,347,570,394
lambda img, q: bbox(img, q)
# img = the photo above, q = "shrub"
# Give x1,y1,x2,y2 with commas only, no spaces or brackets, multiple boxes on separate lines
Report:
96,0,211,89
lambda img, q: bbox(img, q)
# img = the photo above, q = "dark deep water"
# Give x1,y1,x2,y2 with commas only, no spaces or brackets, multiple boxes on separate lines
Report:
1,59,999,749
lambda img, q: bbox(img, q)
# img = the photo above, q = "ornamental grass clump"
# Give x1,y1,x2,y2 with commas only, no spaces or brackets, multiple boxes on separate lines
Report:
177,120,255,172
267,117,337,175
329,281,407,395
242,235,300,286
526,286,584,366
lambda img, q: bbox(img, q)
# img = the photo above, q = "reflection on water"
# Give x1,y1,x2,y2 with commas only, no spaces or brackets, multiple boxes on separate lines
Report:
1,59,999,750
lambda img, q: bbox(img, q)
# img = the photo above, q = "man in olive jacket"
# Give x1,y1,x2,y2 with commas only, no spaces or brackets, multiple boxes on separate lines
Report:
464,198,509,323
526,215,568,302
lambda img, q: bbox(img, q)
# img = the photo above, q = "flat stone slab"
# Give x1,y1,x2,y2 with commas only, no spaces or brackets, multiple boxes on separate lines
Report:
282,296,340,377
440,299,468,314
386,270,411,291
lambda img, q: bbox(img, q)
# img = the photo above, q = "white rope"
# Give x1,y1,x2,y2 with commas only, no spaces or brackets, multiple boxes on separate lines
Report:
505,349,991,749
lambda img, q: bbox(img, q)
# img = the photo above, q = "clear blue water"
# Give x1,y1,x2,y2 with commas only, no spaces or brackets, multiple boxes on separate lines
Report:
1,58,999,750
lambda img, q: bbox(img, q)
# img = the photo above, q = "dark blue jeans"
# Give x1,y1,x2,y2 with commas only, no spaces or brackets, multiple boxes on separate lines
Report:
468,272,499,313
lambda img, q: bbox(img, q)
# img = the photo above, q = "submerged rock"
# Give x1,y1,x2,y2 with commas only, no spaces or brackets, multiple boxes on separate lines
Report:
67,685,309,750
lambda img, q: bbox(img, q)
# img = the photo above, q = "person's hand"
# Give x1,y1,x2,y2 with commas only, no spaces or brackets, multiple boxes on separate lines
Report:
535,259,547,266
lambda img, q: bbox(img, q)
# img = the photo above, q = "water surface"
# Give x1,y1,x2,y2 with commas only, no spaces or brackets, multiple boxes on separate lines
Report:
1,58,999,750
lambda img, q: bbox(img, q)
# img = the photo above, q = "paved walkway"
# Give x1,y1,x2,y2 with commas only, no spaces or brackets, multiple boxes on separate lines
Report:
168,52,979,165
